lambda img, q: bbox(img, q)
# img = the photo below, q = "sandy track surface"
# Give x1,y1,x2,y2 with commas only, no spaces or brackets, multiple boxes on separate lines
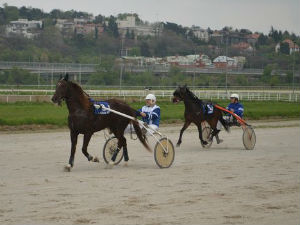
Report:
0,123,299,225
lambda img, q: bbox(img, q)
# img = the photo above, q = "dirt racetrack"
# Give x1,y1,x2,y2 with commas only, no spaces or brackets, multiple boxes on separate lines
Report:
0,121,299,225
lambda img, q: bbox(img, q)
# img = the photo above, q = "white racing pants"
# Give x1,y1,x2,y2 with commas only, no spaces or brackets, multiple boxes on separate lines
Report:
124,123,158,136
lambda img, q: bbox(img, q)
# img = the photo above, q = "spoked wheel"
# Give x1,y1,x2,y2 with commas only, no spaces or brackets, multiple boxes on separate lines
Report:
201,126,213,148
154,137,175,169
103,136,124,165
243,126,256,150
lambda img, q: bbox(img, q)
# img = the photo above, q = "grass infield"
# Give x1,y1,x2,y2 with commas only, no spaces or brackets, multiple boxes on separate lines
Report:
0,100,299,126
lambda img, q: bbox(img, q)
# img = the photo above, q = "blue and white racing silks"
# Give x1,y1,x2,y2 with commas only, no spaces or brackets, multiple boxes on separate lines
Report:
136,105,160,127
226,102,244,117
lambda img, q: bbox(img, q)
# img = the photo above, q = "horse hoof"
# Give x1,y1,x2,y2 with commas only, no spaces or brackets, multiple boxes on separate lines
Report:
64,164,72,172
123,162,129,167
92,157,100,163
176,143,181,147
202,141,208,145
105,161,114,169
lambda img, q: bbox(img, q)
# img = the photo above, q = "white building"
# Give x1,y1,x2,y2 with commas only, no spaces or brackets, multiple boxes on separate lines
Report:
213,56,237,68
189,26,209,42
6,19,42,39
199,54,212,66
117,15,162,38
55,19,75,35
233,56,246,68
74,17,94,25
74,18,88,25
166,55,198,66
117,15,136,28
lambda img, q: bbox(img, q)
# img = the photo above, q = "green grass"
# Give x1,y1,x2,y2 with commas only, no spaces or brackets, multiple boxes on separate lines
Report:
0,102,68,126
242,101,300,120
0,100,299,126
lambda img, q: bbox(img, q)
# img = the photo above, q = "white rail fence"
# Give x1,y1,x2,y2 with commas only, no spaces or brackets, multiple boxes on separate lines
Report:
1,89,299,103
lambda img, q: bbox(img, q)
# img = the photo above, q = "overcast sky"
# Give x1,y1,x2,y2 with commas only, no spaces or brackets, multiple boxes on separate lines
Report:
1,0,299,35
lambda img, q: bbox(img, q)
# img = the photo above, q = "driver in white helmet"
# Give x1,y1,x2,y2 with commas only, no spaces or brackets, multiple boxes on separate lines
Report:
136,94,160,133
216,93,244,143
125,94,160,135
226,93,244,118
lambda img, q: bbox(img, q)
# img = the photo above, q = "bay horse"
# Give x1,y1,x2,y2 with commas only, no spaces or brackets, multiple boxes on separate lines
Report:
172,86,229,147
51,74,151,171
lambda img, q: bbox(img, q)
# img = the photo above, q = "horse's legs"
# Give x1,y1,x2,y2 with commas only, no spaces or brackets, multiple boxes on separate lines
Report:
197,123,208,145
107,134,127,168
207,119,220,143
110,124,128,161
123,144,129,162
176,120,191,147
64,130,79,171
110,137,128,162
120,136,129,166
113,135,128,161
69,130,78,167
82,133,99,163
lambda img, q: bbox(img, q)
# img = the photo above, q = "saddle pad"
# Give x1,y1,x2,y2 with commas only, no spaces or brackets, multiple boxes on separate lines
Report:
204,103,214,115
90,99,110,115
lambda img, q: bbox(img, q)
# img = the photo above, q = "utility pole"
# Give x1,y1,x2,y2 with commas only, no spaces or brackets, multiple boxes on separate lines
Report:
225,36,228,95
193,49,196,85
119,63,123,94
38,63,40,88
292,42,295,96
193,68,196,85
51,64,53,90
119,37,125,94
79,63,82,85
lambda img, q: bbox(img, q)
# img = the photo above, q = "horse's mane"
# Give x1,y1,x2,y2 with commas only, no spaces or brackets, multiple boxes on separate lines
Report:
67,81,91,109
68,81,89,97
185,88,203,105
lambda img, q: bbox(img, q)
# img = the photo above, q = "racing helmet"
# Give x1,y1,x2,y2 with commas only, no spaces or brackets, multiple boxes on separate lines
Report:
145,94,156,102
230,93,239,100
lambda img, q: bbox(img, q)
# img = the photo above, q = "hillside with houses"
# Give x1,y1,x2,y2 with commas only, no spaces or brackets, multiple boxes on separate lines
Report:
0,4,299,86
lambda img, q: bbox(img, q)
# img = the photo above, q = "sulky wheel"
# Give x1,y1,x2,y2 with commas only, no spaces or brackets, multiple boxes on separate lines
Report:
103,136,124,165
243,126,256,150
154,137,175,169
201,126,213,148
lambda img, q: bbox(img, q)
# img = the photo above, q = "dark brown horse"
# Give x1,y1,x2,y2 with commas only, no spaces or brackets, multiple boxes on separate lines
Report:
172,86,229,147
51,74,151,171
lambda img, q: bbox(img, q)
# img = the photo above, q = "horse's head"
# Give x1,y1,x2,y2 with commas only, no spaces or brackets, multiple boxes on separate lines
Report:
172,85,188,103
51,74,69,106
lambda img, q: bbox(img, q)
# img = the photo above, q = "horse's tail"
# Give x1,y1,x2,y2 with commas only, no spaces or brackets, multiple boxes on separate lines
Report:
219,111,230,133
132,121,152,153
